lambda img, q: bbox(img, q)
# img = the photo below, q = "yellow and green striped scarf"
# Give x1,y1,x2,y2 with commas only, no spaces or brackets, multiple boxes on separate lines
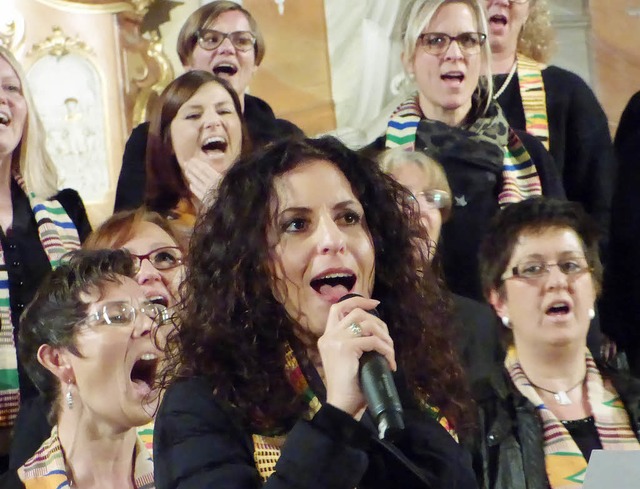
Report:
505,346,640,488
18,424,155,488
517,54,550,150
251,344,457,481
0,175,81,428
385,94,542,206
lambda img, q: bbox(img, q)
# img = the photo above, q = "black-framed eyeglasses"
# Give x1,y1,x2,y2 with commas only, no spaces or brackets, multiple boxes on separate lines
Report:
130,246,183,274
417,32,486,56
81,300,168,327
501,256,592,282
196,29,256,52
410,189,452,210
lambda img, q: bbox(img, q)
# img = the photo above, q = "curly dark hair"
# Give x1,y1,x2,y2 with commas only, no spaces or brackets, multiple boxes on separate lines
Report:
18,249,135,423
145,70,251,214
479,197,603,300
164,136,471,433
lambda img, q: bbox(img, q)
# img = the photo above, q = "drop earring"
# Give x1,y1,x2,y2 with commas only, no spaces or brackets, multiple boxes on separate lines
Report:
65,381,74,410
588,308,595,320
501,316,511,328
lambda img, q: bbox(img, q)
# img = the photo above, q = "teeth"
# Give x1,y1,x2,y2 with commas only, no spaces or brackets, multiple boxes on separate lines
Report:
0,113,9,124
140,353,158,361
318,273,351,280
203,136,225,145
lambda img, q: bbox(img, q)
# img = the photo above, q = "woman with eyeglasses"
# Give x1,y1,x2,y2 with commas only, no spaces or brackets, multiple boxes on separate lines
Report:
484,0,615,252
0,249,168,488
114,0,303,212
84,208,185,309
372,0,562,301
469,198,640,489
379,148,502,384
8,208,184,470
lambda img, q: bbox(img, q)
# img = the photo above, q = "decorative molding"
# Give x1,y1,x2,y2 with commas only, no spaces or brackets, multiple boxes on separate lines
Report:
132,30,174,125
34,0,155,15
28,26,94,59
0,8,25,52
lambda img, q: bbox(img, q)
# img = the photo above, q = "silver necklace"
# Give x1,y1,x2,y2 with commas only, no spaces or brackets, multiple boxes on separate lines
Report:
493,59,518,100
529,377,585,405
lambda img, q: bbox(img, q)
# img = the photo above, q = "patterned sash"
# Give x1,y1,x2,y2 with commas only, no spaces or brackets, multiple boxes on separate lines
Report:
18,425,155,488
517,54,550,150
0,175,81,428
385,95,541,206
251,343,456,481
505,347,640,489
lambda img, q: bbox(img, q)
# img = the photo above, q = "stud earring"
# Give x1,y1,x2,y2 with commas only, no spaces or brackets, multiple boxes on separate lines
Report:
65,381,74,410
501,316,511,328
588,308,595,320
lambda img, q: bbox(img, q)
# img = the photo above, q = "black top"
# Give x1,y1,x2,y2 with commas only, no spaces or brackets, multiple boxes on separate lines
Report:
468,367,640,489
600,91,640,368
560,416,602,461
451,294,504,384
369,128,564,301
1,180,91,400
114,93,304,212
494,65,616,254
154,376,478,489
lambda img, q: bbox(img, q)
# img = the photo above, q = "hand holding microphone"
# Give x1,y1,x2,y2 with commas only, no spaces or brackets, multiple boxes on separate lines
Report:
318,294,404,440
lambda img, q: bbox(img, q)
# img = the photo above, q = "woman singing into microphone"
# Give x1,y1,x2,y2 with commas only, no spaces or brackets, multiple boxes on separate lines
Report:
154,137,478,488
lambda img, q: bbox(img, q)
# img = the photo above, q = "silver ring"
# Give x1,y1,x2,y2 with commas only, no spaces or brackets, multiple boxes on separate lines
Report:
348,322,362,337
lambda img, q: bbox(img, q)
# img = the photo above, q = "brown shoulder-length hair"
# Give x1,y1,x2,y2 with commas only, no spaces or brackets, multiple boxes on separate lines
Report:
162,136,472,435
177,1,266,68
144,71,250,214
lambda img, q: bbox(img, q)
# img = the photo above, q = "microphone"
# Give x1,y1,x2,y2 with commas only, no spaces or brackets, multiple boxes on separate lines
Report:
339,293,405,440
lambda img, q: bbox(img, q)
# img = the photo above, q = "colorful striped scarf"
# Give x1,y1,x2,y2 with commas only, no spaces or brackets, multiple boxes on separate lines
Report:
251,343,456,481
17,424,155,488
505,346,640,488
0,175,81,428
517,54,550,150
385,94,542,206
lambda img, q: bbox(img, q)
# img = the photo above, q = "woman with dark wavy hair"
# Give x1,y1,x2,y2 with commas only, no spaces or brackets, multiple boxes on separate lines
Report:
154,137,477,488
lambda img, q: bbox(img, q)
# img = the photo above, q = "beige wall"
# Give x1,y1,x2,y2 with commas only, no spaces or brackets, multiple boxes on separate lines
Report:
590,0,640,135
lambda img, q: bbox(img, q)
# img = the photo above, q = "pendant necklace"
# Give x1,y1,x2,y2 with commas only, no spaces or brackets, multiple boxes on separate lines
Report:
493,58,518,100
529,377,585,406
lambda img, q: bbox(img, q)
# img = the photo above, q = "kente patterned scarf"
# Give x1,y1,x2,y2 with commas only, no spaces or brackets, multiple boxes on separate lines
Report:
0,175,81,428
17,425,155,488
251,343,456,482
505,346,640,489
516,54,550,150
385,94,542,205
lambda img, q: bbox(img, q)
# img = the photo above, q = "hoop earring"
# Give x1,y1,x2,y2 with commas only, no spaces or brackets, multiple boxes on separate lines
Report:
65,381,74,410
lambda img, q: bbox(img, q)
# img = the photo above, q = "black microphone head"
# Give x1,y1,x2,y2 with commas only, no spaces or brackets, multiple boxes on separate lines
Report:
337,293,379,318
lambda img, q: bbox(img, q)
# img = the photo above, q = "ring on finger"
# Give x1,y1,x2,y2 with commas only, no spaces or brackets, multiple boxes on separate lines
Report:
348,322,362,337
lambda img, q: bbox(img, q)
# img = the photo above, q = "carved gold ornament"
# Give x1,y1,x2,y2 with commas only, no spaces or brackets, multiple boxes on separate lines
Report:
28,26,94,59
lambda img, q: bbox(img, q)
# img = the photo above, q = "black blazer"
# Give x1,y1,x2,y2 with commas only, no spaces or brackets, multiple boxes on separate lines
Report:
154,376,478,489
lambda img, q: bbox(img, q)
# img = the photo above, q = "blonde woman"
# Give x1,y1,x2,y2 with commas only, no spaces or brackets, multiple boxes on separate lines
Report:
0,46,90,469
374,0,563,300
484,0,615,247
